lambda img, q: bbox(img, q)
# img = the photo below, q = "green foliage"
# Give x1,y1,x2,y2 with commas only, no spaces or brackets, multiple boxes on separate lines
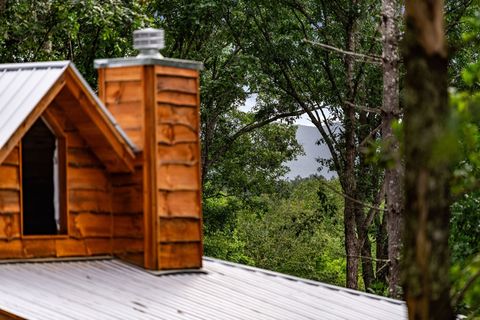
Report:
204,117,302,199
204,177,347,286
449,12,480,318
150,0,303,202
0,0,149,85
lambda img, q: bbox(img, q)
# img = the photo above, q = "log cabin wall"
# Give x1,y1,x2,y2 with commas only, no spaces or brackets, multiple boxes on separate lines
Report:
0,101,114,259
96,59,203,270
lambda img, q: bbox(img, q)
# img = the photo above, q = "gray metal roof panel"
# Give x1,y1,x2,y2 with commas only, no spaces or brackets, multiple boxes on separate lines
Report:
0,258,407,320
0,61,68,150
0,61,138,154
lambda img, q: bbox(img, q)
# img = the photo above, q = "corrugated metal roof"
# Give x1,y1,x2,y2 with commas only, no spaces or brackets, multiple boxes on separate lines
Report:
0,61,67,150
0,257,407,320
0,61,137,153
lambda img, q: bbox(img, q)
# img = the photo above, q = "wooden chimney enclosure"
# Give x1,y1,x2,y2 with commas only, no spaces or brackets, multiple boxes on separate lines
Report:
96,59,203,270
0,56,203,271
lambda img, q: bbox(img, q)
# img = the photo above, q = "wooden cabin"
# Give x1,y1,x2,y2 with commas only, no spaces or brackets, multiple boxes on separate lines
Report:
0,30,203,271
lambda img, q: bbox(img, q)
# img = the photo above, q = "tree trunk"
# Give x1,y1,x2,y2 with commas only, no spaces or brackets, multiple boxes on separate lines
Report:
343,2,360,289
361,236,375,289
381,0,403,298
403,1,455,319
376,212,389,285
344,196,359,289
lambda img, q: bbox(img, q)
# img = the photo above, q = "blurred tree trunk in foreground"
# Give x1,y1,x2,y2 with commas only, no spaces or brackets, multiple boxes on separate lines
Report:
403,0,455,319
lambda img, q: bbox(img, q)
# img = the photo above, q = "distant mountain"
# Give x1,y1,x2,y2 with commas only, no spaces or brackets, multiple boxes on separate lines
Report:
284,125,336,180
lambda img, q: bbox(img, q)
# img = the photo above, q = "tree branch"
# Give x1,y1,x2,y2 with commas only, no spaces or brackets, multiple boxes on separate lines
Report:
320,179,387,213
344,101,381,114
230,108,307,141
453,267,480,307
303,39,382,65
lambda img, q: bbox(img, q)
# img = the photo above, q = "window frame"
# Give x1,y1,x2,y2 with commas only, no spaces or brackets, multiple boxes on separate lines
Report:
20,112,68,238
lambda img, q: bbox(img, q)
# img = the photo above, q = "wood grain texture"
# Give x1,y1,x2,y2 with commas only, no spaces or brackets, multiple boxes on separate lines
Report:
113,214,143,238
157,164,199,191
158,104,198,127
155,65,198,78
61,70,135,173
143,65,158,269
158,242,202,269
68,167,110,191
0,190,20,213
104,66,143,82
157,76,197,94
158,218,201,242
100,67,144,150
69,213,112,238
0,240,22,259
157,191,200,217
0,166,20,190
154,66,202,270
0,214,20,239
2,147,19,166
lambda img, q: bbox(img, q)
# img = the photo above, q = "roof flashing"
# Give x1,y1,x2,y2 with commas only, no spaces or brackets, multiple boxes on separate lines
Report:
94,57,203,71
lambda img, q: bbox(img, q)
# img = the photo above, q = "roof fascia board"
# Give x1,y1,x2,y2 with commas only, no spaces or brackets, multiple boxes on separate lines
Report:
94,57,203,71
0,308,25,320
63,67,135,173
0,61,69,70
67,63,138,153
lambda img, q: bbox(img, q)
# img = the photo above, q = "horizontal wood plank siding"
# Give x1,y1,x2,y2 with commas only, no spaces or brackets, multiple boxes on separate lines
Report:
111,165,145,267
99,66,147,268
158,242,202,269
0,147,21,243
100,66,145,149
0,102,114,260
155,66,202,270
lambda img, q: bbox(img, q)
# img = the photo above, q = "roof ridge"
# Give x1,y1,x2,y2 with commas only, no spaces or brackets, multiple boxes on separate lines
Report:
0,60,70,71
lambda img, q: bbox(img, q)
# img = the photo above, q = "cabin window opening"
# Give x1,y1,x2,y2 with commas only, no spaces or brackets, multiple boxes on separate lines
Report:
22,117,65,235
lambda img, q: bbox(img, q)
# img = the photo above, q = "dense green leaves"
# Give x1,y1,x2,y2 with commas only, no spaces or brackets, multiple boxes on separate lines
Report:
204,177,347,286
0,0,149,84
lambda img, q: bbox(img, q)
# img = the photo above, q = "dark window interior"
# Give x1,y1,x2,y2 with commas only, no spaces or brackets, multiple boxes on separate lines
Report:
22,119,58,235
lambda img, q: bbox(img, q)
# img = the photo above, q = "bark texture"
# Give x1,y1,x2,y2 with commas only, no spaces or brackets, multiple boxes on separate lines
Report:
403,1,455,319
381,0,403,298
343,2,360,289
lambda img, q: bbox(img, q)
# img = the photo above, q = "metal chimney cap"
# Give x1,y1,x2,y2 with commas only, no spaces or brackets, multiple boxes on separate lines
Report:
133,28,165,58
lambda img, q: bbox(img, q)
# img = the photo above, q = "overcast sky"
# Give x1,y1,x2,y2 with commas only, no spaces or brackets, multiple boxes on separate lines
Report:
241,94,316,127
